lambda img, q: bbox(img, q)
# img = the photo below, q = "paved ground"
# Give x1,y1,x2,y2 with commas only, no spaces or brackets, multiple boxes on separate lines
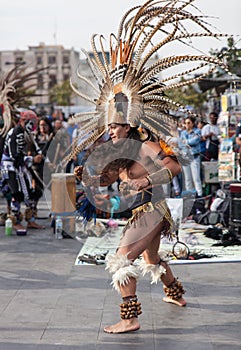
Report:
0,195,241,350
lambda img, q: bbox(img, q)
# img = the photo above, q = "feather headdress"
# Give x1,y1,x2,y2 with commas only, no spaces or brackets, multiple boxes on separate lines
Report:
0,64,45,136
68,0,230,161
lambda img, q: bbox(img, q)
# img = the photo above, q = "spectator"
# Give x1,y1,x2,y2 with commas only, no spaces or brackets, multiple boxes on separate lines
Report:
197,118,207,182
31,117,55,195
35,117,54,150
67,114,77,144
235,119,241,173
180,116,202,197
201,112,221,161
197,119,207,162
177,117,185,136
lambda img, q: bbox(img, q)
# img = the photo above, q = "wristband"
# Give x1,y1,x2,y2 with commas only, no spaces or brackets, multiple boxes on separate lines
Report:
146,168,173,185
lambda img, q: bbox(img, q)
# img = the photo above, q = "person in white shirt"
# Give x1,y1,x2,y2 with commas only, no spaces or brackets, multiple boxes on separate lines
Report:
201,112,221,161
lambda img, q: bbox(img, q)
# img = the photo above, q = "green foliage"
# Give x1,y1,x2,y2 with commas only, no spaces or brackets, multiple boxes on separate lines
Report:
15,88,37,108
211,37,241,76
167,80,208,114
168,38,241,113
49,80,73,106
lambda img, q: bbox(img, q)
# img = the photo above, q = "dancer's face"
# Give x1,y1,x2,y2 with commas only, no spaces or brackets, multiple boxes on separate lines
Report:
108,123,130,144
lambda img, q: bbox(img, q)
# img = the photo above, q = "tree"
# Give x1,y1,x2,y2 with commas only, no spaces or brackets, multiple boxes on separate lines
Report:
15,87,40,108
166,78,208,115
210,37,241,77
49,80,73,106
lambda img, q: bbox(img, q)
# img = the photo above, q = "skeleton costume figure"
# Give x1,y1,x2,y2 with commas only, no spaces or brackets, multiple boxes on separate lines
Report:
0,65,46,232
70,0,230,334
2,110,45,231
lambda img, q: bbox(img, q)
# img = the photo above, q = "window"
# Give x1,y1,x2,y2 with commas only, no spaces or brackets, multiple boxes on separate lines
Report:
37,56,42,65
63,56,69,64
48,56,56,64
15,57,24,64
48,74,57,89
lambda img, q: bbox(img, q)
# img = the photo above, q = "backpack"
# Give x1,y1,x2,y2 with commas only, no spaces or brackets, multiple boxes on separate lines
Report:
193,195,230,227
206,197,230,226
210,197,230,227
191,197,211,225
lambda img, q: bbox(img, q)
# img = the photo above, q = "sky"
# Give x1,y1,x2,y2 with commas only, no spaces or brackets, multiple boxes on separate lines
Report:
1,0,241,55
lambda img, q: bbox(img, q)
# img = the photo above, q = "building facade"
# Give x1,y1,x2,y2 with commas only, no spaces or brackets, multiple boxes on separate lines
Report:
0,44,160,114
0,43,81,110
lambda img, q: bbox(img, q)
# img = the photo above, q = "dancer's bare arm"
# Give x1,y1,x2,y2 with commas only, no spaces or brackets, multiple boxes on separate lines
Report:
74,165,119,187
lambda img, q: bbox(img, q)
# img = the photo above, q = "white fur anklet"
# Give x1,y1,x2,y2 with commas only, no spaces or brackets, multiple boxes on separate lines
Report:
105,253,140,293
138,252,169,284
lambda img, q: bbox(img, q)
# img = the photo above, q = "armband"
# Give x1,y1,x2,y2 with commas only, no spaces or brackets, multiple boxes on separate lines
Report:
146,168,173,185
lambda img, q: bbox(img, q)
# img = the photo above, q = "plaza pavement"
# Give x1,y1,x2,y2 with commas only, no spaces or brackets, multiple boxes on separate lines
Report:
0,195,240,350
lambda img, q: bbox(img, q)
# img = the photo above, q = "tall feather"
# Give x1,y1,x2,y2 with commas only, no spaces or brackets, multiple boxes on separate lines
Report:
70,0,231,157
0,64,46,136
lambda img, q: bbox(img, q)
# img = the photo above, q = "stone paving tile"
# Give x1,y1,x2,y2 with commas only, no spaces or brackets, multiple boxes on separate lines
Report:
0,198,241,349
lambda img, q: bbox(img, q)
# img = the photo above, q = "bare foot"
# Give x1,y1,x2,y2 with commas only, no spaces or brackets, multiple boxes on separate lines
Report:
104,319,140,334
163,296,187,307
27,221,45,229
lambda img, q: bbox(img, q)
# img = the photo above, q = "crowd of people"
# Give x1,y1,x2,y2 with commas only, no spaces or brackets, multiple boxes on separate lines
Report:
1,105,240,233
175,112,222,198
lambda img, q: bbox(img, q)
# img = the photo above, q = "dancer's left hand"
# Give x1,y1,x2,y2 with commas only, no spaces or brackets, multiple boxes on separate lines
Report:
128,177,150,191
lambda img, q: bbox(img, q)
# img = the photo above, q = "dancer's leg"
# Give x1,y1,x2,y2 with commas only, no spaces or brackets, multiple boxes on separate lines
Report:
104,216,164,334
141,235,186,307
